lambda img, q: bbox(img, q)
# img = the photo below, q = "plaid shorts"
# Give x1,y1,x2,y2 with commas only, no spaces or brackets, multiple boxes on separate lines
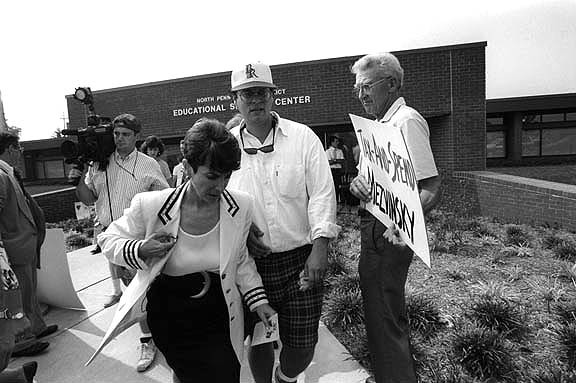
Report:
253,244,323,349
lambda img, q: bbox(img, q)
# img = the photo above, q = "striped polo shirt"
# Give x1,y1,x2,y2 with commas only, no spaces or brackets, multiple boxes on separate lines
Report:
85,149,169,226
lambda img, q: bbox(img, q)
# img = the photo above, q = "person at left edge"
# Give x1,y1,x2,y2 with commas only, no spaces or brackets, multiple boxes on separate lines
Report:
68,114,169,372
0,131,56,357
98,118,276,383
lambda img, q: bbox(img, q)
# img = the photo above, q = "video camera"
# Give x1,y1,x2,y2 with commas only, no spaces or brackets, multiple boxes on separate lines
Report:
61,87,116,184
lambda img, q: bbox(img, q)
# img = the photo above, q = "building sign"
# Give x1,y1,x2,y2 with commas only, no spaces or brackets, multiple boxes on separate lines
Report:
350,114,430,267
171,88,312,118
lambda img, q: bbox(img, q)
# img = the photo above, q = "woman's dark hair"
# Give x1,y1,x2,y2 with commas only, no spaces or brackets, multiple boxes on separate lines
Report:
183,118,241,173
0,131,20,155
140,135,165,156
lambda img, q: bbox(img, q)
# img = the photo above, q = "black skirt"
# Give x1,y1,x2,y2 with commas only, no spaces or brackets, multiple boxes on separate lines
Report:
146,272,240,383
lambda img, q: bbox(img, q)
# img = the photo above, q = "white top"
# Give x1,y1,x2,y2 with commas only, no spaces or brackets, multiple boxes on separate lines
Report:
172,162,186,187
85,149,169,226
228,112,340,252
162,222,220,276
325,147,344,169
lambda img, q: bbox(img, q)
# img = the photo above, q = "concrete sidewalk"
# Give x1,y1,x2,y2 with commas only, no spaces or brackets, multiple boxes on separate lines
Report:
8,246,369,383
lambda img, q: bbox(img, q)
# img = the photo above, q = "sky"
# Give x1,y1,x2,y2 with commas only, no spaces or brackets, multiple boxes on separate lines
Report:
1,0,575,141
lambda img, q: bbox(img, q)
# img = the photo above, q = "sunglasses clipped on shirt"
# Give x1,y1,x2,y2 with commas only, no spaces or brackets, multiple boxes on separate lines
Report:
240,126,275,155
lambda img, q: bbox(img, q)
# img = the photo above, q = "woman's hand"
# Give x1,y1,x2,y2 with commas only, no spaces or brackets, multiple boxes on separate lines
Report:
138,232,176,266
254,303,276,329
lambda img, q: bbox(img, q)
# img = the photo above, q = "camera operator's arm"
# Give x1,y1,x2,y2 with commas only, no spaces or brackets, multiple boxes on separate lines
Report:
69,165,97,205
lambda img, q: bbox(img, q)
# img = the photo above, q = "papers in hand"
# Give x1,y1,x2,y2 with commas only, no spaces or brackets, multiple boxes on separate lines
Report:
251,313,279,346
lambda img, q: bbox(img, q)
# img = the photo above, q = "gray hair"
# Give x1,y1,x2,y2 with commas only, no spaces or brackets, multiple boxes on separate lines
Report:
351,53,404,89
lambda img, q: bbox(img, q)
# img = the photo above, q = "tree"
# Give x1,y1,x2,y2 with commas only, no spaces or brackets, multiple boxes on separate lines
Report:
53,128,63,138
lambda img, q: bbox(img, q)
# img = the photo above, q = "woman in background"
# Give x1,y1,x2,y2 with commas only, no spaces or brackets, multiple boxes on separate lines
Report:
140,135,172,182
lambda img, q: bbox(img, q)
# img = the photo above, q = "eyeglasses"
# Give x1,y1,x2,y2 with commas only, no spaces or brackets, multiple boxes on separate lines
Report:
353,77,391,96
237,88,272,102
240,126,275,155
10,145,23,152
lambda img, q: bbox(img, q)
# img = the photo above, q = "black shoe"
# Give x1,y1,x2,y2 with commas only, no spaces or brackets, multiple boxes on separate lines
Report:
36,324,58,339
22,361,38,382
90,245,102,254
12,342,49,357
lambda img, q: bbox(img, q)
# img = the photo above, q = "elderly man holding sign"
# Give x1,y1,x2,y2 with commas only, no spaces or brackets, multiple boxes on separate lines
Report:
349,53,441,383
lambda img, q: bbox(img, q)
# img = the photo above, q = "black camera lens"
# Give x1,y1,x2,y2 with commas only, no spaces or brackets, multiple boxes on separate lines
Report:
61,140,78,159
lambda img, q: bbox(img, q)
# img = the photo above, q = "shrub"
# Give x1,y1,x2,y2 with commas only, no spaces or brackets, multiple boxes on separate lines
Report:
452,324,517,382
543,232,566,250
326,272,361,296
528,277,567,313
53,217,94,233
322,288,364,330
472,280,520,302
553,302,576,325
553,241,576,263
406,294,444,339
467,296,529,340
325,248,351,279
65,233,92,249
555,322,576,368
504,224,532,247
423,362,476,383
530,365,576,383
339,324,371,370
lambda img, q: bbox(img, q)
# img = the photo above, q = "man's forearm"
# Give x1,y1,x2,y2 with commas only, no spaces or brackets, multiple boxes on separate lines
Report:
312,236,329,252
419,175,441,214
75,182,96,205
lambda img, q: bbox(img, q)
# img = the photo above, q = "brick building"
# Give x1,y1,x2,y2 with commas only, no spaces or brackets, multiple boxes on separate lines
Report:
22,41,576,229
64,41,487,177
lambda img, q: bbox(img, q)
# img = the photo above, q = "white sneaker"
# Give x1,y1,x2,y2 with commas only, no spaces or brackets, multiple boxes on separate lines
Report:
136,339,156,372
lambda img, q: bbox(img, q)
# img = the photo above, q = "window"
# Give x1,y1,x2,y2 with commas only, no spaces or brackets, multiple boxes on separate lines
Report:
542,128,576,156
541,113,565,122
522,114,541,124
487,131,506,158
486,117,504,126
34,159,66,179
522,130,540,157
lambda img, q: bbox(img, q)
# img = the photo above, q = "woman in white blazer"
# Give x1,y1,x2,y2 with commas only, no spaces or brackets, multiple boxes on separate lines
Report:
98,119,275,383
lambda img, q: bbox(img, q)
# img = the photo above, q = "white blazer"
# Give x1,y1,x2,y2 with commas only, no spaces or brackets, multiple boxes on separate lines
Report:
97,183,268,362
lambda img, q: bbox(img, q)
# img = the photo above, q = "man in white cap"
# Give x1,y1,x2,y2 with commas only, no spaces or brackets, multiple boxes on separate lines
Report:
227,63,340,383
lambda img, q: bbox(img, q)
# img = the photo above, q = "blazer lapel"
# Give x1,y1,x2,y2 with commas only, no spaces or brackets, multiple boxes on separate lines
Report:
219,189,241,273
156,182,188,237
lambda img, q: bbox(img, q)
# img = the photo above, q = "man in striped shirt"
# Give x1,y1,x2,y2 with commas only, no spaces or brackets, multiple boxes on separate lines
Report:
69,113,168,372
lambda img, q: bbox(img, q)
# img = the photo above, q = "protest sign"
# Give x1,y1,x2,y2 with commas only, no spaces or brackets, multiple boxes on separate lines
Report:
349,114,430,267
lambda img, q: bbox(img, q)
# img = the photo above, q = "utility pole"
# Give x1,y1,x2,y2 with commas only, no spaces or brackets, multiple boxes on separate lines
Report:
60,113,68,130
0,90,8,132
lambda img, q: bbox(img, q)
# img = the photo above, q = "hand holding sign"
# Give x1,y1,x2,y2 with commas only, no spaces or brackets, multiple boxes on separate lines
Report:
350,174,372,202
383,223,408,248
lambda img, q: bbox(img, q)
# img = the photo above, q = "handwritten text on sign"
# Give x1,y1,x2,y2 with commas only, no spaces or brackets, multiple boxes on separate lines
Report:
349,114,430,267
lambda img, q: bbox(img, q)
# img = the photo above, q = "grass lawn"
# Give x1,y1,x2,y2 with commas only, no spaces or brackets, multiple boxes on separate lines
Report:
323,207,576,382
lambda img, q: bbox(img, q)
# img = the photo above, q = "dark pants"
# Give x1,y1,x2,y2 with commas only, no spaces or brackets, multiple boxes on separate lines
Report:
359,210,416,383
12,263,46,337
